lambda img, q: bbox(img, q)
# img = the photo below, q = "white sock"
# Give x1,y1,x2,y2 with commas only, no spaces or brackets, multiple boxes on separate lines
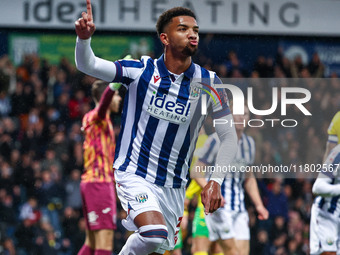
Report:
119,224,168,255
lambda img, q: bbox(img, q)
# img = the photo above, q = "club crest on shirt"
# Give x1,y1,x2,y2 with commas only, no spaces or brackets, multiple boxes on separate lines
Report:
190,85,201,98
326,237,334,245
135,193,148,203
189,83,202,100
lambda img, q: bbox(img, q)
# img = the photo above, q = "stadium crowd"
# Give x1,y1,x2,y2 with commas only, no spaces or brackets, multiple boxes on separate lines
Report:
0,36,339,255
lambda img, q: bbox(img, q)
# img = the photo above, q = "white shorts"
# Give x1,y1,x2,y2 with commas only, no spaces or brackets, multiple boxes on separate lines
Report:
310,203,340,255
205,208,250,242
114,170,185,253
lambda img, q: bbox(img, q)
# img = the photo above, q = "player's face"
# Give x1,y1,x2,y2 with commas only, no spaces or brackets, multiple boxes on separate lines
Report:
233,106,250,132
166,16,199,56
110,91,122,113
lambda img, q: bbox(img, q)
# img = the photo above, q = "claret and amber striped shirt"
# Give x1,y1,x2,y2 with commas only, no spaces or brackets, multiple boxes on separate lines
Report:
81,87,115,183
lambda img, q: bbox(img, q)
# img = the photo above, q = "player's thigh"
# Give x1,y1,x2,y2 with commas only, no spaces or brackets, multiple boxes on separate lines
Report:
235,240,249,255
205,209,234,242
92,229,114,250
134,210,166,227
156,186,185,253
233,211,250,241
233,211,250,255
210,241,223,254
321,252,336,255
116,170,184,253
310,205,321,255
195,236,211,252
115,170,165,228
317,213,338,254
170,248,182,255
84,229,95,249
191,235,197,254
219,238,239,255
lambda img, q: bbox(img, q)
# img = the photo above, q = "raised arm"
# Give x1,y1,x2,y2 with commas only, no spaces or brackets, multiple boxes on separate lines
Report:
75,0,117,82
75,0,96,40
97,85,116,119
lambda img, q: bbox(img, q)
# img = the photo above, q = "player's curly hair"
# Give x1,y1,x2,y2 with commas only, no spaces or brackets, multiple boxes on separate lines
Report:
156,7,196,37
92,80,109,103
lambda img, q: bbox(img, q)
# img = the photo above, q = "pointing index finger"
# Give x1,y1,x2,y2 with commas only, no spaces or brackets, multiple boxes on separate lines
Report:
86,0,93,22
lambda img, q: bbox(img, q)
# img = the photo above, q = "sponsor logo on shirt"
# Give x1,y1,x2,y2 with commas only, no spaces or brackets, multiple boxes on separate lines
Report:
147,92,190,124
88,211,99,225
102,207,111,214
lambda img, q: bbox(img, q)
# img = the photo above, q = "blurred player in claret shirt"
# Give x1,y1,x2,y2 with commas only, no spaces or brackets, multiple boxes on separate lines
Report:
78,80,122,255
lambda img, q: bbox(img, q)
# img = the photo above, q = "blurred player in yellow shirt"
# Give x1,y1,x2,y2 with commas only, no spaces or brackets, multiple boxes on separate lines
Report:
324,111,340,162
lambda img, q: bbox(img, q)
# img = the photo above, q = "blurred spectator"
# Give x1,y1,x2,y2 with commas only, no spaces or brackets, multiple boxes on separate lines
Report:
15,218,35,255
19,197,40,224
53,69,70,101
224,50,247,77
36,170,65,235
2,238,16,255
50,131,69,164
72,218,86,255
14,154,35,198
0,162,14,193
41,148,62,172
10,80,28,116
0,91,11,117
291,55,305,78
251,230,270,255
62,207,80,241
308,53,324,78
64,169,82,210
260,179,289,221
68,90,88,121
55,92,70,127
0,193,16,227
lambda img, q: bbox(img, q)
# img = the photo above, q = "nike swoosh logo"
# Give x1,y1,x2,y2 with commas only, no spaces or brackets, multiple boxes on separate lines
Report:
102,208,111,214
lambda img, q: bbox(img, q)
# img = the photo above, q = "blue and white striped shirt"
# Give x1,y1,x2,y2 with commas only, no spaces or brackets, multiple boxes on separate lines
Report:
112,55,230,189
315,144,340,214
199,132,255,211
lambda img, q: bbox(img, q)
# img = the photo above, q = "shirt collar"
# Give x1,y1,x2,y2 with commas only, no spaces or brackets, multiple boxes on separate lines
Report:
156,54,195,79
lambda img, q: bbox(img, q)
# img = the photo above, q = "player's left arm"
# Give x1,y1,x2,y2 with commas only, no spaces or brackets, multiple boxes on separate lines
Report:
201,75,238,214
